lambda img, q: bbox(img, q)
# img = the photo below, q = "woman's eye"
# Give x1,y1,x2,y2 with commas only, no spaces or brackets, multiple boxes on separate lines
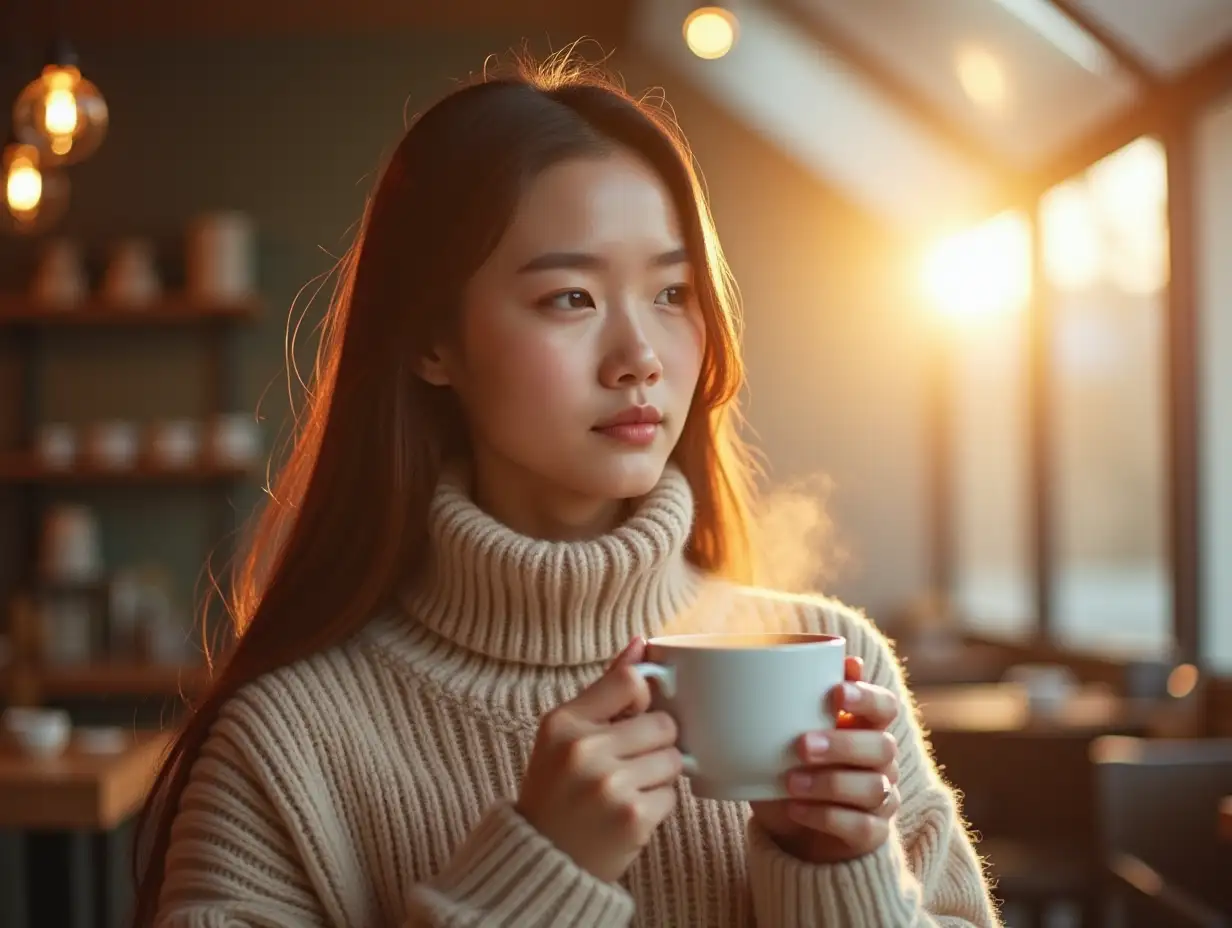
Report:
655,284,693,307
540,289,595,310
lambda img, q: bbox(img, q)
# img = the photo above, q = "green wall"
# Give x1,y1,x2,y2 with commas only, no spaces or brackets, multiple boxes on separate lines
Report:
0,31,566,636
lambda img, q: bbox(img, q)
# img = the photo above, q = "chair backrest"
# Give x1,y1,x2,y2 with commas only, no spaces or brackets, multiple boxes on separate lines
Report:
1091,736,1232,912
931,729,1098,848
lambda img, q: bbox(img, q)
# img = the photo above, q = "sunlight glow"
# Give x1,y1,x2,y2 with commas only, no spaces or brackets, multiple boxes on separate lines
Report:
922,212,1032,321
1042,136,1169,296
955,46,1008,113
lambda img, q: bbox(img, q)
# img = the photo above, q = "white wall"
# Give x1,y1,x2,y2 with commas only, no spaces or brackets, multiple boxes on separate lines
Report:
1197,92,1232,673
616,53,932,619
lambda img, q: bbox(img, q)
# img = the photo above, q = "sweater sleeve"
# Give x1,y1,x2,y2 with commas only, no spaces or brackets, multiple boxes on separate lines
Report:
744,600,1002,928
154,698,633,928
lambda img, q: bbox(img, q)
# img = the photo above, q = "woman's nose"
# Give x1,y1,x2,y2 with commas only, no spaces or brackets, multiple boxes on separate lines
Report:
601,339,663,388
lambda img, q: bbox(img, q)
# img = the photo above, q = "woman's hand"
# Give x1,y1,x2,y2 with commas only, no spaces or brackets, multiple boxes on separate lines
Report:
516,638,683,884
750,656,902,864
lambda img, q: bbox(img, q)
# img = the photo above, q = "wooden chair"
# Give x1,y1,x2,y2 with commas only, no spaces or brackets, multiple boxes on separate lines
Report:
931,730,1103,928
1091,736,1232,926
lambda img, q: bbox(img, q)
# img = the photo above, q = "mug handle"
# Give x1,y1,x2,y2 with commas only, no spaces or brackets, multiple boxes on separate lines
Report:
632,663,700,776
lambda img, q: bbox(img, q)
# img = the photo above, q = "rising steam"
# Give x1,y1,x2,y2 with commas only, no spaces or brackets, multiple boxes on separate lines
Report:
749,472,850,594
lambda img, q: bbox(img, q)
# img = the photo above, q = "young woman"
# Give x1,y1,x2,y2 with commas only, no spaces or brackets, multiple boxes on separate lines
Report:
135,57,1000,927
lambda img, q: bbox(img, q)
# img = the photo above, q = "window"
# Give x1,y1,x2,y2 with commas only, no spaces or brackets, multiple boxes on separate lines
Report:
1042,137,1172,655
1198,94,1232,673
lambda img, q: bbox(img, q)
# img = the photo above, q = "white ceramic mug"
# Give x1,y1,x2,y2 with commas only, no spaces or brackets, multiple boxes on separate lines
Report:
146,419,201,468
634,632,846,801
31,238,88,309
209,413,260,466
39,504,102,583
85,420,139,469
186,212,255,301
100,238,162,306
36,422,76,470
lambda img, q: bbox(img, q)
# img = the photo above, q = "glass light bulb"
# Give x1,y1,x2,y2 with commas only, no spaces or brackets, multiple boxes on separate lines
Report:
45,87,80,137
6,157,42,214
1,142,70,234
684,7,738,60
13,64,109,166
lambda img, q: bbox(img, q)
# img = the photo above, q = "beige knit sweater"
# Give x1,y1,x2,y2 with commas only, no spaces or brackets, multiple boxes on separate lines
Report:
156,467,1000,927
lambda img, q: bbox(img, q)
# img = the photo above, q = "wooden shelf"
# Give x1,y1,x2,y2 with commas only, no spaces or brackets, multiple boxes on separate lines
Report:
0,452,251,484
2,660,211,700
0,295,259,327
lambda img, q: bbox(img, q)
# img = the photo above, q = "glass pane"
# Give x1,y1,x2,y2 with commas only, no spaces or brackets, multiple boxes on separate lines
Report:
1043,136,1171,656
924,213,1036,638
952,305,1034,637
1198,93,1232,673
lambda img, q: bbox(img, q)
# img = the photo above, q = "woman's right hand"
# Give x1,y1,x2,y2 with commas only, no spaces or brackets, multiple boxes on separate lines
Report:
516,637,683,884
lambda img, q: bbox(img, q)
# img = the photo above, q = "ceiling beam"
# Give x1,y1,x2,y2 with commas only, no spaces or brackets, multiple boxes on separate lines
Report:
1040,0,1161,87
1004,36,1232,207
765,0,1020,190
3,0,634,43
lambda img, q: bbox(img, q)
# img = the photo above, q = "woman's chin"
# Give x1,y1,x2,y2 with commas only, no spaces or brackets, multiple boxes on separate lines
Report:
579,455,671,503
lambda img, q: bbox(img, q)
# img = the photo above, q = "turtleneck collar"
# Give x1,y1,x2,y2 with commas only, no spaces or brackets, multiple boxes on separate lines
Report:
399,464,701,667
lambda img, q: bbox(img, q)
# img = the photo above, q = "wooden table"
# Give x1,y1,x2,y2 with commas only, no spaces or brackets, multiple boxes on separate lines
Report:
0,729,172,928
1220,796,1232,842
915,682,1159,736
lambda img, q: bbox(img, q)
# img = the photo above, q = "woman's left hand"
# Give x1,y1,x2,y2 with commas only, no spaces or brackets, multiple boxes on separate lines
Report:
750,656,902,864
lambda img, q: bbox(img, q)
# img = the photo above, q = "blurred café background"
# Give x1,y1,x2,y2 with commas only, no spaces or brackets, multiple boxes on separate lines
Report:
1,1,1231,926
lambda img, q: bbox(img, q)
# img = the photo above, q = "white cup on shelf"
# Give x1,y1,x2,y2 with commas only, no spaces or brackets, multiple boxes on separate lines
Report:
209,413,260,467
31,238,89,310
100,238,163,307
84,420,140,470
39,503,103,584
146,419,201,468
186,212,256,303
37,422,77,470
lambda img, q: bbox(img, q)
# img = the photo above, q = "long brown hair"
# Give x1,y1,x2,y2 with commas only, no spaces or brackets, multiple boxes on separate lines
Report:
133,52,757,924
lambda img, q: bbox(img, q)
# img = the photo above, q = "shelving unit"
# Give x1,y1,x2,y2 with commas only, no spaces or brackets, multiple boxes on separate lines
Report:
0,657,213,705
0,293,259,707
0,296,259,327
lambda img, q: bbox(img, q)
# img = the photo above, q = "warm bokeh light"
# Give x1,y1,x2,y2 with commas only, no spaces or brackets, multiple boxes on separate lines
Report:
684,6,738,60
1041,136,1169,296
2,140,69,231
1041,180,1101,291
922,212,1032,321
1088,136,1168,229
4,144,44,215
12,63,109,165
1166,663,1200,699
955,46,1008,112
44,71,80,137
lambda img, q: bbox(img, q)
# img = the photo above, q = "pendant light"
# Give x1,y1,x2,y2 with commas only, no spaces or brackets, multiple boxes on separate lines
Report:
12,36,109,166
683,5,739,60
2,137,70,234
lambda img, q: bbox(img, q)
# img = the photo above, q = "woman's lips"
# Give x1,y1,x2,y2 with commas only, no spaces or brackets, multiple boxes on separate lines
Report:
593,422,659,446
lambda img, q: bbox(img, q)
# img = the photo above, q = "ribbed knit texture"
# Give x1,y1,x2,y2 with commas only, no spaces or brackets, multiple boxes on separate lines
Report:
156,465,1001,927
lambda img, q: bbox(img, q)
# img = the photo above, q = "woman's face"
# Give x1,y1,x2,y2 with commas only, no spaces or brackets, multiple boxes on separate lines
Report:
422,151,705,533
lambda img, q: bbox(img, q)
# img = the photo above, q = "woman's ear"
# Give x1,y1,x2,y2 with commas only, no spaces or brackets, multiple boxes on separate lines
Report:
415,348,452,387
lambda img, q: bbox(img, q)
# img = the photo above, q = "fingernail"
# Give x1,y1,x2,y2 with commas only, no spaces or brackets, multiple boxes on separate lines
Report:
805,732,829,755
843,683,861,704
789,772,812,794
